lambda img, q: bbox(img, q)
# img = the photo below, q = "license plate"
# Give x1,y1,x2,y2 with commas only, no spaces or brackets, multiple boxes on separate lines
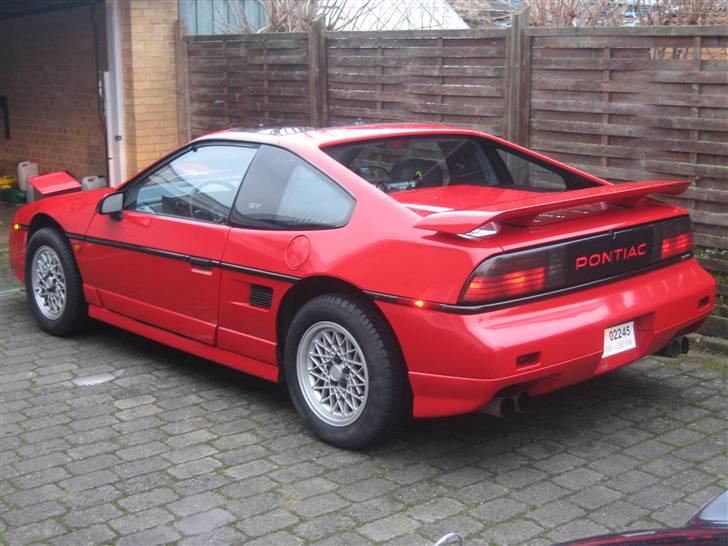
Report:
603,321,636,358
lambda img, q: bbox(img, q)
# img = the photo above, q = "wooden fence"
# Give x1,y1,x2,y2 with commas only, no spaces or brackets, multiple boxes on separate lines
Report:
178,20,728,337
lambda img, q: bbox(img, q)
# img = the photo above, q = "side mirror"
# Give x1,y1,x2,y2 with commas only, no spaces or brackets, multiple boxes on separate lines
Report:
99,193,124,220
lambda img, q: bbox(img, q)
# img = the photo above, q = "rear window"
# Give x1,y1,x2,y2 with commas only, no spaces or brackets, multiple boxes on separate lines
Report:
323,135,597,194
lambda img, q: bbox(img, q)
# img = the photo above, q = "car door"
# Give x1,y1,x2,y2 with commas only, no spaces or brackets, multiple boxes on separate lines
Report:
83,142,258,345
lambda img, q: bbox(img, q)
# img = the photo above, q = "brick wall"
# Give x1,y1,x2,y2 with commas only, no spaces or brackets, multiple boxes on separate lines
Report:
118,0,180,175
0,5,108,179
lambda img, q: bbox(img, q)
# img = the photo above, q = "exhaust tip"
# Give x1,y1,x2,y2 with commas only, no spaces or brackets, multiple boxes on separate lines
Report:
513,392,531,413
658,337,684,358
680,336,690,354
479,396,516,419
501,397,516,420
667,338,681,358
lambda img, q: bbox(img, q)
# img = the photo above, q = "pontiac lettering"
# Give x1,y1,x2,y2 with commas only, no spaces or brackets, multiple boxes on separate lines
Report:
576,243,648,270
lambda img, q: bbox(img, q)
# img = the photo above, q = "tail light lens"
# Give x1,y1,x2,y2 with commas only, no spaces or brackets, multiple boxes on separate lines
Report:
462,247,566,304
658,216,693,260
661,232,693,260
465,266,546,302
461,215,693,306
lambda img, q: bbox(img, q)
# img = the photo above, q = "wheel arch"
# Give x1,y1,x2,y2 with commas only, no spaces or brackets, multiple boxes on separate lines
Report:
276,276,407,380
28,213,65,239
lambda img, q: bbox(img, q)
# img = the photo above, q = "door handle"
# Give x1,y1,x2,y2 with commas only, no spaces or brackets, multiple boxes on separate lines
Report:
188,256,214,268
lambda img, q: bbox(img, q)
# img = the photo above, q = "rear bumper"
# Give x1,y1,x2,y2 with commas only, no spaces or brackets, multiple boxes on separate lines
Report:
378,258,716,418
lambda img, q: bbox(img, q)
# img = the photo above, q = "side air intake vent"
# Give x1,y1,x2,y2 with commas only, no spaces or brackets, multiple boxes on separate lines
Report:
250,285,273,309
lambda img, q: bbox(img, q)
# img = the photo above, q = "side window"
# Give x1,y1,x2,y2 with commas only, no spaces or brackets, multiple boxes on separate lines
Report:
231,146,354,230
494,147,588,192
126,144,258,223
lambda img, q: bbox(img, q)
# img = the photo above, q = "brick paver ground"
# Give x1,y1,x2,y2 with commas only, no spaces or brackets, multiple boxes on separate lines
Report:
1,225,726,545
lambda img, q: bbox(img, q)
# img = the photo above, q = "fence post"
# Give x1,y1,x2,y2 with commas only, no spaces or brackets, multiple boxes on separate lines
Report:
175,20,191,144
319,26,329,126
308,17,326,127
504,7,531,146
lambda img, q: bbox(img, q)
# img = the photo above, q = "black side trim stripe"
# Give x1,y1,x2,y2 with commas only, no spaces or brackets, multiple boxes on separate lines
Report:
219,262,300,283
84,235,190,262
72,233,300,284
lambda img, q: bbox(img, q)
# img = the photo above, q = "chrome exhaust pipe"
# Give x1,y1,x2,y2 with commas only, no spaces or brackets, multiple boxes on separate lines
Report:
512,392,531,413
657,336,685,358
480,396,516,419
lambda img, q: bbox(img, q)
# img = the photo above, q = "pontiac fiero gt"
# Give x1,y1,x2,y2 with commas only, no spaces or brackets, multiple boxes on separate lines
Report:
9,124,716,447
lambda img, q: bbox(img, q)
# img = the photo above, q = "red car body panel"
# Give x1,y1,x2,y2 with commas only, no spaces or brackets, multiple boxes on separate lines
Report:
9,124,717,419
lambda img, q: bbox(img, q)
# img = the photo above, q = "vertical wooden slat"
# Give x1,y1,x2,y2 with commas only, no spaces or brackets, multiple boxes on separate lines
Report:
319,29,329,126
376,44,383,118
504,7,530,146
308,18,323,127
689,35,702,201
263,40,269,124
437,36,444,124
223,38,230,127
520,30,532,147
600,47,611,171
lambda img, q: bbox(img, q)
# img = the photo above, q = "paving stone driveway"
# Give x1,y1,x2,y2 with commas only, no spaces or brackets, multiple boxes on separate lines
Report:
1,284,726,545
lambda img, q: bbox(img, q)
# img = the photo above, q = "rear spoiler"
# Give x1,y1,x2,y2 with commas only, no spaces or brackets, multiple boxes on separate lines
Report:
414,180,690,234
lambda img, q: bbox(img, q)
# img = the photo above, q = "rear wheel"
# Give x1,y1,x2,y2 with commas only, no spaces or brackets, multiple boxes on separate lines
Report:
25,228,87,336
284,294,410,449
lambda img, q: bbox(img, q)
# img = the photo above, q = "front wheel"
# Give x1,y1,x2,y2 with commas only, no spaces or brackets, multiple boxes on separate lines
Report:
25,228,87,336
284,294,410,449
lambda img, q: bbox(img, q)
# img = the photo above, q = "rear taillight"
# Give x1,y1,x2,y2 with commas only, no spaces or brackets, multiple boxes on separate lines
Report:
465,267,546,302
661,232,693,260
461,215,693,306
657,216,693,260
462,247,565,304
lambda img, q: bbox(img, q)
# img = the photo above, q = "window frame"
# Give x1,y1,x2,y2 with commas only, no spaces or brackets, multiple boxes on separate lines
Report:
117,140,260,226
229,144,357,231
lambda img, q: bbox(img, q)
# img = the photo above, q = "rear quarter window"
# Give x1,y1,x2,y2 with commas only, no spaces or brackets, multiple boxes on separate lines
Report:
231,145,355,230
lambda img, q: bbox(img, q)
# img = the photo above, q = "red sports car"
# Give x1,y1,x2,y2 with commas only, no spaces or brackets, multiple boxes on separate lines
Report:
9,124,716,448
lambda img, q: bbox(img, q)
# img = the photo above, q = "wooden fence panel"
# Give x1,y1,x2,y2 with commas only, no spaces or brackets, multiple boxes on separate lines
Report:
186,33,311,136
528,30,727,221
325,30,508,135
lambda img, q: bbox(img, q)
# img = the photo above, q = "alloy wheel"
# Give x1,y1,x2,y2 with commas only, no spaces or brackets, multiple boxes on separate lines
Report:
296,321,369,427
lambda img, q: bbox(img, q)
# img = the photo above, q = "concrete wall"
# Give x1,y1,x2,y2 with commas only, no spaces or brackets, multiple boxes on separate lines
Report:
0,5,108,179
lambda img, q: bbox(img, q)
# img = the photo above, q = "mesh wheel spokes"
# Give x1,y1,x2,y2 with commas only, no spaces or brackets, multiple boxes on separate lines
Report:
297,321,369,427
31,246,67,320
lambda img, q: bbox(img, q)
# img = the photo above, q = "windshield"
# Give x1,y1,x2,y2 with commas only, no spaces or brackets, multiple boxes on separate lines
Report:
323,135,598,194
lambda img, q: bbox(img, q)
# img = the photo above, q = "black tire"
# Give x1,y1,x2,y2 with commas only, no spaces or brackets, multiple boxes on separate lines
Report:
25,228,88,336
284,293,411,449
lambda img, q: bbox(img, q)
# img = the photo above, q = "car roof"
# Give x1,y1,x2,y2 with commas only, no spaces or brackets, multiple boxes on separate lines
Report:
193,122,487,149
